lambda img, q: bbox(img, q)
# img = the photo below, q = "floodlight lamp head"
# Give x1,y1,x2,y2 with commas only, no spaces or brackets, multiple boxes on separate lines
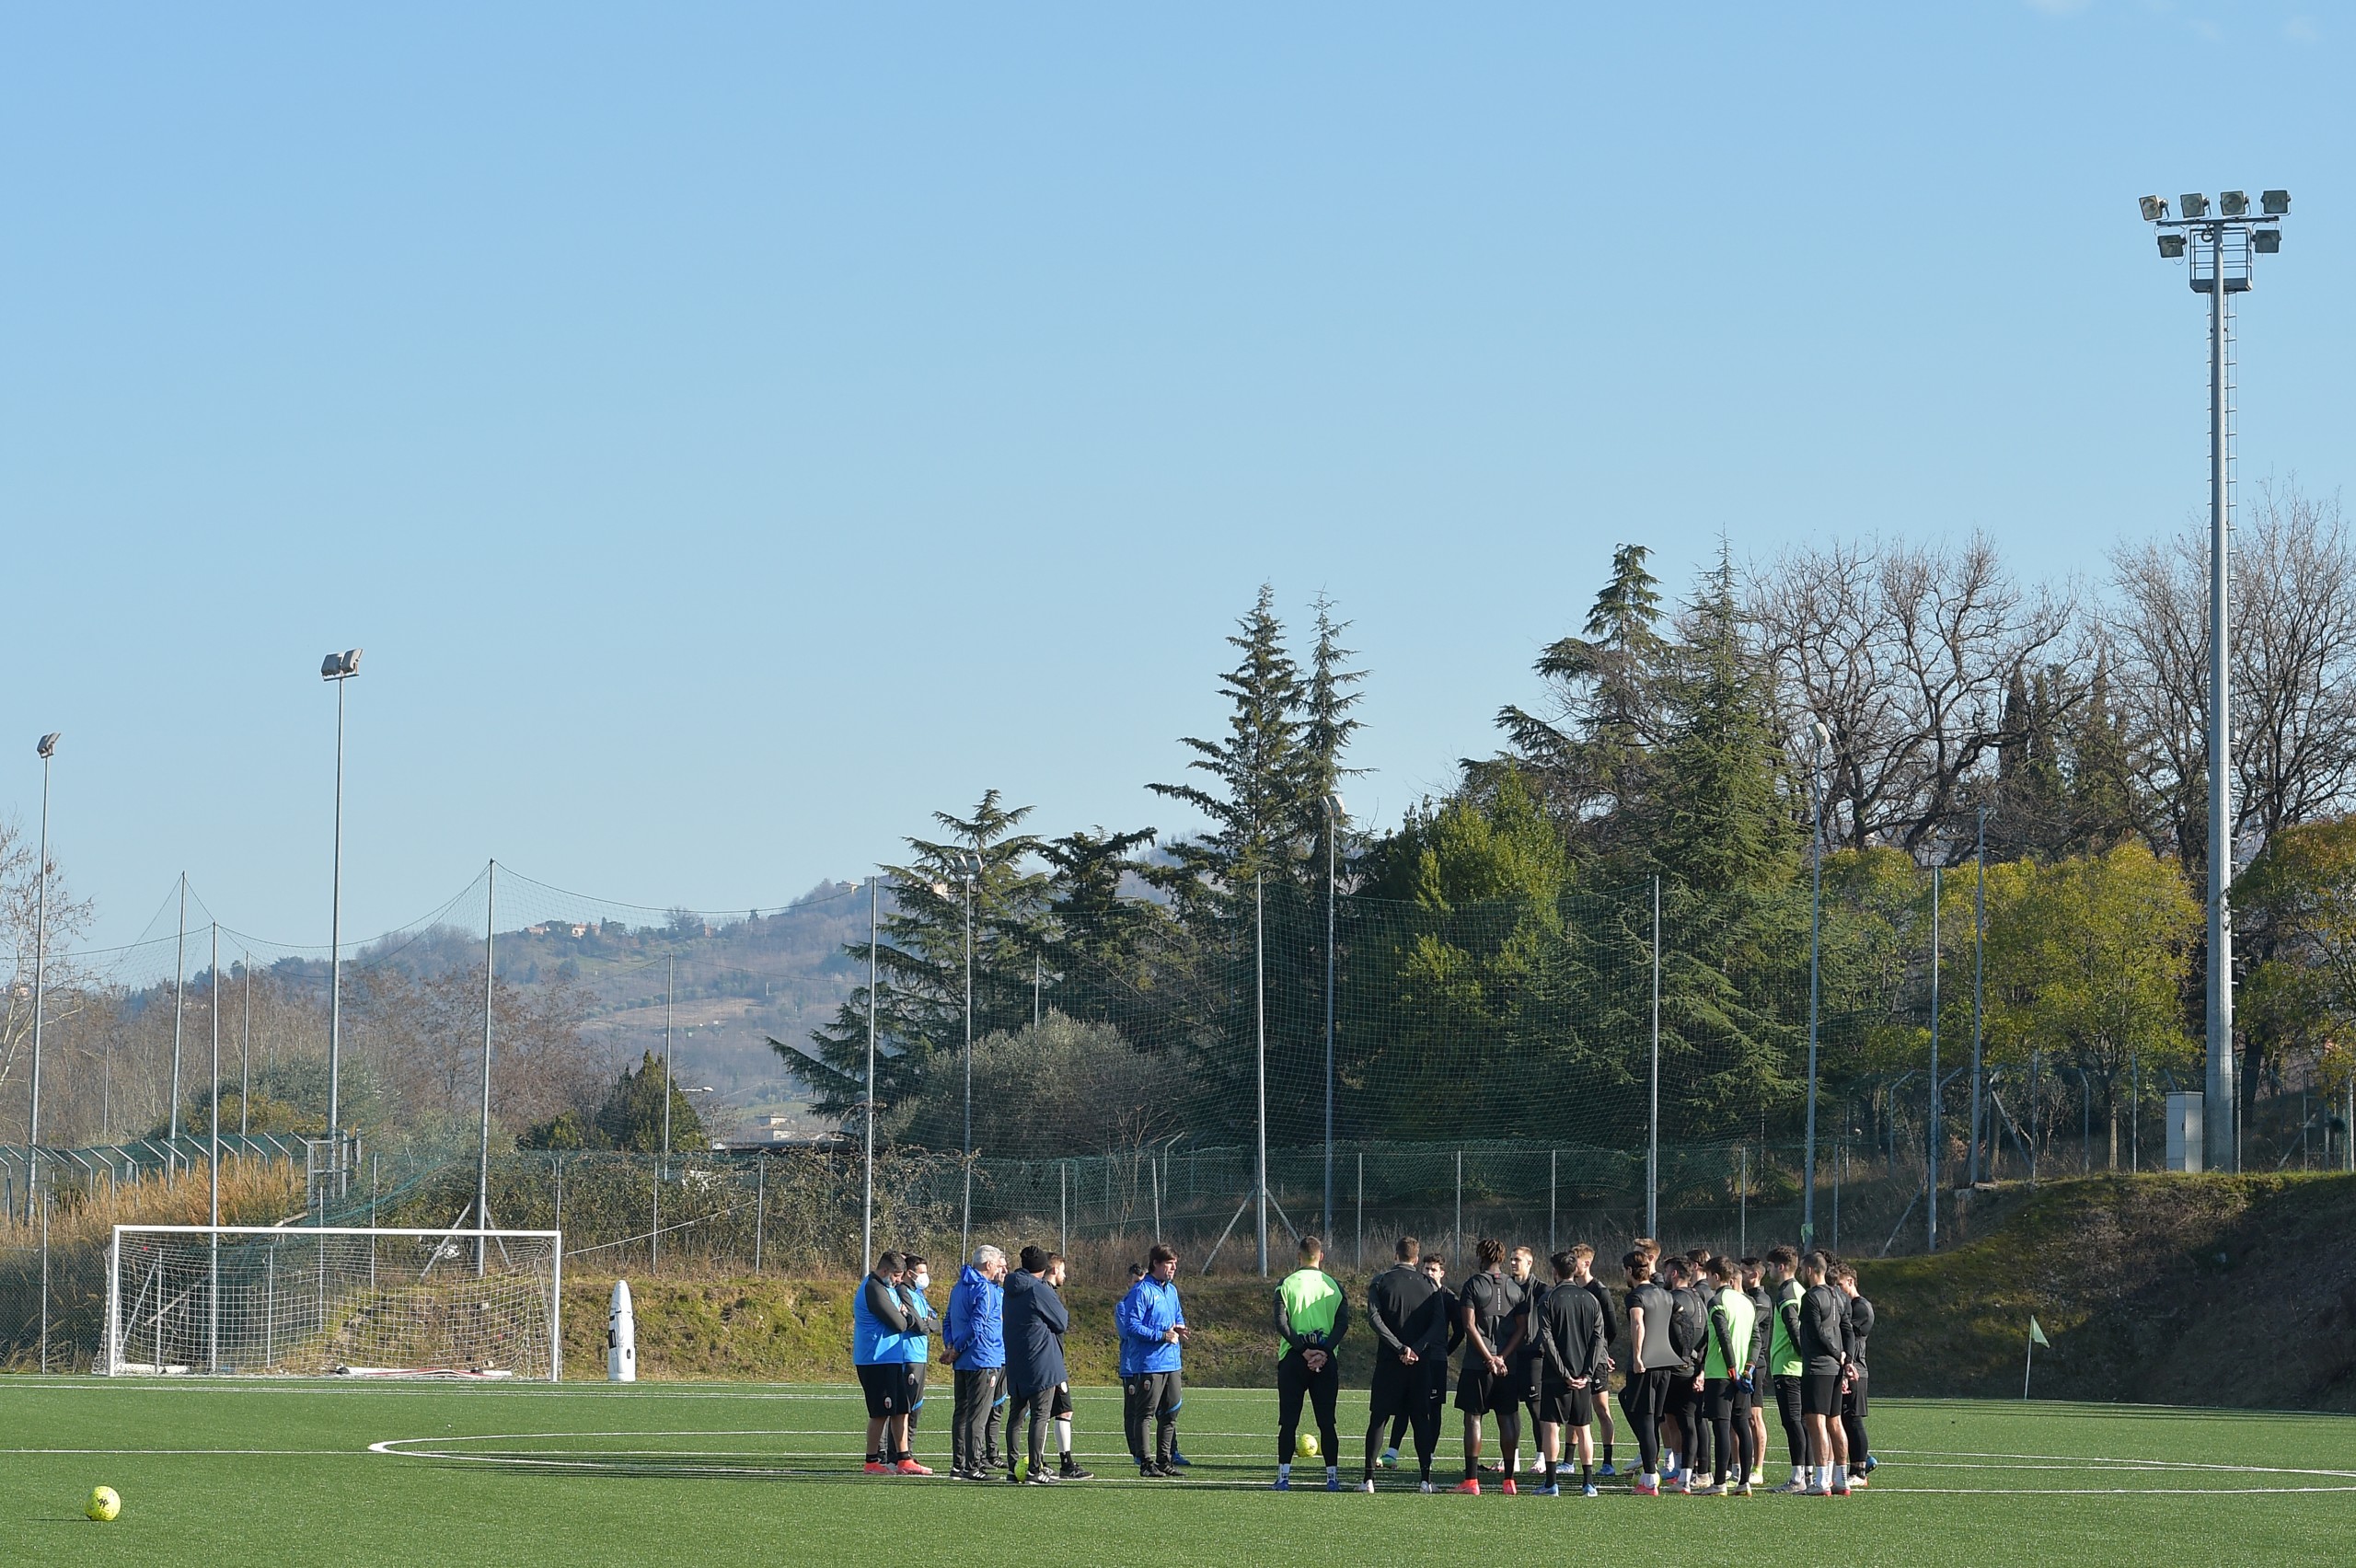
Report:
2179,192,2210,219
1810,718,1831,749
1323,793,1345,820
2254,228,2281,254
2262,189,2290,216
2220,190,2249,217
2158,234,2188,259
37,732,60,759
2138,195,2167,223
321,648,363,680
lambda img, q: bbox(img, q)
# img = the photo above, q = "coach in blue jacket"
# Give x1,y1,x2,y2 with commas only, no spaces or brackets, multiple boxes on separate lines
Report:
1001,1245,1071,1483
1116,1242,1189,1476
942,1245,1009,1480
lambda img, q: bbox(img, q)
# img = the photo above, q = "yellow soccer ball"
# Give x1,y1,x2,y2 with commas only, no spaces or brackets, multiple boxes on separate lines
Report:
1296,1432,1321,1459
87,1486,121,1522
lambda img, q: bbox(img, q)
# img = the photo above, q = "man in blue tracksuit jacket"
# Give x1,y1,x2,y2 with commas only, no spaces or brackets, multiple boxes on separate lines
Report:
942,1245,1009,1479
1116,1241,1189,1476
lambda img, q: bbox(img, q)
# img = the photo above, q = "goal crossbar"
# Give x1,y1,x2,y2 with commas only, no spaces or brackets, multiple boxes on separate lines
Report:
106,1225,563,1381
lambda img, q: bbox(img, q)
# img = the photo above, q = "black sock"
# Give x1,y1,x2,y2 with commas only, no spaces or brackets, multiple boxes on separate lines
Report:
1542,1456,1556,1484
1582,1464,1593,1489
867,1448,884,1464
1603,1442,1613,1463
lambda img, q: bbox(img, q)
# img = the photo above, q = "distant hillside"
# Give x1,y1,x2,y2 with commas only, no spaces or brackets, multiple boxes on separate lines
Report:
492,885,873,1137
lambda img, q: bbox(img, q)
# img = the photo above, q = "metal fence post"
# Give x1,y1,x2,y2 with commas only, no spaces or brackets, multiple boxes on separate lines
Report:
1355,1151,1364,1272
754,1158,766,1272
1453,1148,1462,1265
1549,1148,1557,1257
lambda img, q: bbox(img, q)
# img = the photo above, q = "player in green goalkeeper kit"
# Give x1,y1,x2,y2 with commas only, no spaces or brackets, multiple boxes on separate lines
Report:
1271,1235,1350,1491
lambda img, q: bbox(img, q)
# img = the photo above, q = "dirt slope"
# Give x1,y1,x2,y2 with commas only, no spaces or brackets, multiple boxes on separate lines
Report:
1856,1172,2356,1411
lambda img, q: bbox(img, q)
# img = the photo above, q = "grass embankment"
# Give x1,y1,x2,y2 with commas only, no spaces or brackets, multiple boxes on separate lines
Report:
561,1273,1320,1386
579,1174,2356,1410
1858,1171,2356,1410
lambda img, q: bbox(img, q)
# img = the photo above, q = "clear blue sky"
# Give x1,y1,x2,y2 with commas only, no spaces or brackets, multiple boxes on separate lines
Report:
4,2,2350,950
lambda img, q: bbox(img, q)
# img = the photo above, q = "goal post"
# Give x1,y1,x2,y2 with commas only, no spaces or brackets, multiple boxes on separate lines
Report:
105,1226,563,1380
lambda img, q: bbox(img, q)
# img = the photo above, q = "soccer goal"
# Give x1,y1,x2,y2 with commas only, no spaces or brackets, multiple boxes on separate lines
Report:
104,1226,562,1380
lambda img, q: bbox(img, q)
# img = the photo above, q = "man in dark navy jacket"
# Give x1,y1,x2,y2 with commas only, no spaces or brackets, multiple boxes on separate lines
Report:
1003,1245,1073,1484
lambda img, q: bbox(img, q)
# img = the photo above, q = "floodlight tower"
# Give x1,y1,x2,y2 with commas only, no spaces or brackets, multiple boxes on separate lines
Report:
319,648,363,1192
2139,189,2291,1174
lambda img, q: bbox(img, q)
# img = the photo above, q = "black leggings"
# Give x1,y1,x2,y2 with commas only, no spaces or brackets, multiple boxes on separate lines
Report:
1276,1353,1341,1465
1842,1375,1870,1468
1368,1362,1446,1478
1667,1376,1708,1480
1706,1378,1757,1484
1617,1368,1669,1477
1773,1376,1807,1470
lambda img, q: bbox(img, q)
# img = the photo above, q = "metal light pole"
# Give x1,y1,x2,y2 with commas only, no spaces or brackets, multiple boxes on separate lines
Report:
170,873,188,1149
662,954,675,1159
1968,807,1989,1187
25,733,58,1224
1802,718,1830,1245
2140,190,2290,1174
477,859,496,1276
955,849,981,1257
320,648,362,1185
861,873,879,1269
1255,871,1268,1278
1647,876,1659,1238
1322,793,1345,1241
1927,866,1941,1252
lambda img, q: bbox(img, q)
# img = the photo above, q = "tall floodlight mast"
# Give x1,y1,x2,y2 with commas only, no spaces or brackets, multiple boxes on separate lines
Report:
2138,189,2290,1174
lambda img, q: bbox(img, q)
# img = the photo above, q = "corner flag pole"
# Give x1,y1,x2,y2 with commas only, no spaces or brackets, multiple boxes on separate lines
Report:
2025,1315,2049,1400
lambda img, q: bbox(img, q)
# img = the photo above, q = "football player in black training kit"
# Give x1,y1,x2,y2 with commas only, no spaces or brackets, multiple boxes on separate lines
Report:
1361,1237,1453,1493
1452,1238,1525,1494
1796,1251,1853,1496
1531,1249,1609,1497
1503,1245,1544,1476
1833,1260,1875,1484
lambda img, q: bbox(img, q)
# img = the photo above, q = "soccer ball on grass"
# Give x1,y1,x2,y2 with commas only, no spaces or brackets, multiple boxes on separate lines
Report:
1295,1433,1321,1459
87,1486,121,1522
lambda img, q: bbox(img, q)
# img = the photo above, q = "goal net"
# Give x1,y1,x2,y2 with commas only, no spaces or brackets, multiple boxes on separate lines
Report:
105,1226,562,1380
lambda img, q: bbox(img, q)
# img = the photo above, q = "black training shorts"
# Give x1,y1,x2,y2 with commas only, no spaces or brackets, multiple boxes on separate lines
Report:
857,1361,903,1418
1051,1383,1073,1419
1454,1361,1519,1415
1842,1372,1867,1419
1538,1381,1596,1428
900,1361,929,1415
1800,1371,1842,1416
1368,1359,1417,1423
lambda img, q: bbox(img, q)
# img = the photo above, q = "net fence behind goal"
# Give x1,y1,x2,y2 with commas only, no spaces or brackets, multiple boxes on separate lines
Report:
105,1227,560,1379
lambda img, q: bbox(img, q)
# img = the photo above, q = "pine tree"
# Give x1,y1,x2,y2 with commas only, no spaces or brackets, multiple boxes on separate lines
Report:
786,790,1048,1126
1492,543,1669,853
1296,594,1369,859
1149,583,1312,904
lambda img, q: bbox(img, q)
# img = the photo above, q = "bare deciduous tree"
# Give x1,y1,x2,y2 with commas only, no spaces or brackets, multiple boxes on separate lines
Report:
1750,533,2074,858
2107,481,2356,882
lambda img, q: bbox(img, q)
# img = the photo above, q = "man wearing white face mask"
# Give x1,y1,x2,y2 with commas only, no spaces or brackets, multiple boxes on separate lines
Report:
895,1254,940,1470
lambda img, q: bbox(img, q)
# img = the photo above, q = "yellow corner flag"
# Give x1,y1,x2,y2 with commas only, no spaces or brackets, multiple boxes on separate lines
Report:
2028,1317,2050,1347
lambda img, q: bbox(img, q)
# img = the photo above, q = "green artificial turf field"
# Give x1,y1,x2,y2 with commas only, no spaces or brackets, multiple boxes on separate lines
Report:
2,1380,2350,1565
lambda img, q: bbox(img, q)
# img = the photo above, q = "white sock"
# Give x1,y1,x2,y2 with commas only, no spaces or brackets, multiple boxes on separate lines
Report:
1816,1464,1832,1490
1834,1463,1848,1487
1277,1461,1291,1481
1325,1465,1338,1482
1056,1417,1072,1455
1792,1465,1807,1484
